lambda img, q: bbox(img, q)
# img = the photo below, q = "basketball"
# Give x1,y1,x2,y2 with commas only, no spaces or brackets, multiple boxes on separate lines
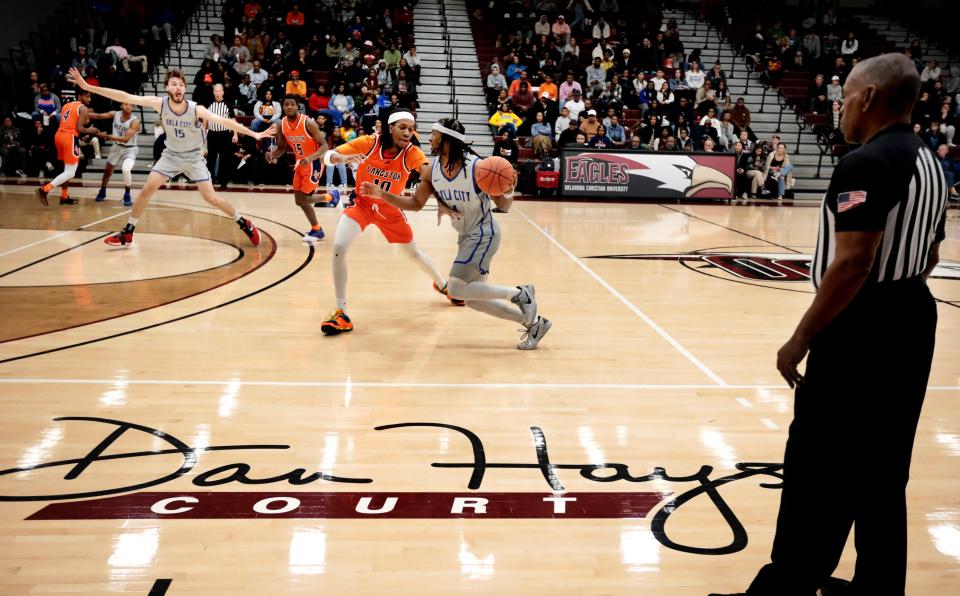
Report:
475,156,517,196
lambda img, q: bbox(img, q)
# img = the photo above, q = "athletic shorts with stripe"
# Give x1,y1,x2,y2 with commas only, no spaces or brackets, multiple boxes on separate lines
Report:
449,219,502,282
292,159,324,194
152,149,211,182
55,132,81,166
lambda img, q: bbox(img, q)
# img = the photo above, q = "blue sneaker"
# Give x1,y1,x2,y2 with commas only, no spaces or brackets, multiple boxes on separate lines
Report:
122,192,132,207
327,188,340,208
302,228,325,242
95,188,107,202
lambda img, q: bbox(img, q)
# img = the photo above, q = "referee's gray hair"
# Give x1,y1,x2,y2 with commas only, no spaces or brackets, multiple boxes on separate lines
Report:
851,53,921,115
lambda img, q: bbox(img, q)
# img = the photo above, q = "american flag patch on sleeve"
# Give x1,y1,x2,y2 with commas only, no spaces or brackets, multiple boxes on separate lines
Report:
837,190,867,212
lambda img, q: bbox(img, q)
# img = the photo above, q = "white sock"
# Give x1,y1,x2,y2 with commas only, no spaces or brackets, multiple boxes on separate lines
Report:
333,215,363,313
398,241,444,286
127,217,139,226
466,299,524,323
233,212,243,222
47,163,78,190
447,278,519,301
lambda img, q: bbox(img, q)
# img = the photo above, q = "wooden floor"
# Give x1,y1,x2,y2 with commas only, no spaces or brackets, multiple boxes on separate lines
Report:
0,183,958,595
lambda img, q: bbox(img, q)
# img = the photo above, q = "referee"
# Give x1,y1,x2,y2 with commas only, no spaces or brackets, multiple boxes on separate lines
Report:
206,84,237,190
711,53,948,596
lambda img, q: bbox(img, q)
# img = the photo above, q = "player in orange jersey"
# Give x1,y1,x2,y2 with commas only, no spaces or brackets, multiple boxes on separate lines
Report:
319,110,456,335
266,95,339,242
36,89,109,206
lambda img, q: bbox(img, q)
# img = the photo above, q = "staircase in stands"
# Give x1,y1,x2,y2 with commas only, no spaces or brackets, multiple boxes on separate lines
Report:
662,8,832,199
413,0,494,156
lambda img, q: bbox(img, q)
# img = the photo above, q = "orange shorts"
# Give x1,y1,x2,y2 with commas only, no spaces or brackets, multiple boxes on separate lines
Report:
343,201,413,244
55,131,81,166
292,159,323,195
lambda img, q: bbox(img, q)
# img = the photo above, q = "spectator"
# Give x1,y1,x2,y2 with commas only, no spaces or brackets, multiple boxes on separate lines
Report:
685,61,705,90
0,116,27,177
921,60,941,87
733,141,751,197
251,89,281,131
234,54,253,77
840,31,858,60
508,70,531,97
827,75,843,104
489,103,523,135
402,46,421,84
506,55,526,82
913,90,934,129
628,135,642,150
26,118,56,176
738,130,755,153
702,137,716,152
540,73,559,101
557,118,581,146
715,80,731,112
669,68,690,94
718,110,737,150
325,127,349,188
288,48,313,77
636,113,660,148
249,60,268,88
763,142,794,198
238,74,258,112
694,79,716,112
580,109,600,136
935,143,960,198
731,97,754,140
585,57,605,96
559,72,582,103
937,98,957,147
329,82,354,125
592,15,611,42
554,106,572,141
535,15,551,37
802,30,821,63
530,111,553,157
325,35,343,66
588,124,613,148
205,35,227,63
383,42,402,74
552,14,571,43
705,62,726,87
286,3,305,29
807,73,829,114
699,107,722,144
33,85,62,124
493,129,520,166
563,36,579,59
244,29,265,62
657,81,675,108
924,121,947,151
745,144,766,196
563,88,585,121
229,35,252,64
607,114,626,147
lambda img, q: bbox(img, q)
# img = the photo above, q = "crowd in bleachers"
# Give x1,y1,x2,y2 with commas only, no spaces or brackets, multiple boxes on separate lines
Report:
185,0,419,188
1,1,190,178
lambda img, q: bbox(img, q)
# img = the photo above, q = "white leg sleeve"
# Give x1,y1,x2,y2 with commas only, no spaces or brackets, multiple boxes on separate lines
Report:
447,277,518,301
466,300,524,323
333,215,363,312
398,240,444,286
121,158,134,187
47,163,78,190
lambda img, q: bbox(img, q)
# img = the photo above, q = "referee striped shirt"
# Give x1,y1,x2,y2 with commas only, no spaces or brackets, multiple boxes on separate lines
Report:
812,123,948,289
206,100,233,132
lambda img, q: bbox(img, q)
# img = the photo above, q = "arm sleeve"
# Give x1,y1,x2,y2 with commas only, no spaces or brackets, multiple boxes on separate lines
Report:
335,134,377,156
831,154,899,232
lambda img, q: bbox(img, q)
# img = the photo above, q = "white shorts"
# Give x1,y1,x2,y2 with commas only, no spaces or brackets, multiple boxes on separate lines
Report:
106,144,139,167
152,149,211,182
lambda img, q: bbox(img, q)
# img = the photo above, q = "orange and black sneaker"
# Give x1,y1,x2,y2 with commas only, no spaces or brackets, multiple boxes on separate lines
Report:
433,281,466,306
104,224,135,246
59,196,78,205
321,308,353,335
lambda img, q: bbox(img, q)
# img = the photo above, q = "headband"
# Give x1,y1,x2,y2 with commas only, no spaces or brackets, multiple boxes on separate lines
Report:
388,111,415,125
431,122,466,142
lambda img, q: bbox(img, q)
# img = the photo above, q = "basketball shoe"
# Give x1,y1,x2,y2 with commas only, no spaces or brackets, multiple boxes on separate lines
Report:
321,309,353,335
104,223,135,246
238,217,261,246
512,284,537,326
517,316,551,350
303,228,325,242
95,188,107,202
433,281,466,306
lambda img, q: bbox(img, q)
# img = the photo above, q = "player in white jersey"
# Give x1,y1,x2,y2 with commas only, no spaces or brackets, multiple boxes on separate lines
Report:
95,102,140,206
67,66,274,247
361,118,550,349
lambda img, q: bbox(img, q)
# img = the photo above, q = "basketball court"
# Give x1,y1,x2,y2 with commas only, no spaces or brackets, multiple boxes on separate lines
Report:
1,183,958,594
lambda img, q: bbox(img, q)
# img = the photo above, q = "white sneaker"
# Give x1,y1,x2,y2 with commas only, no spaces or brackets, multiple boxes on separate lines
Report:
16,169,26,178
518,316,551,350
511,284,537,327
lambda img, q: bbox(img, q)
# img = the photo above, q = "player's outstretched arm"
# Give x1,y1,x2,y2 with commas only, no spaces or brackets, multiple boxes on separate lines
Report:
68,67,162,112
360,163,434,212
266,122,287,163
197,105,276,141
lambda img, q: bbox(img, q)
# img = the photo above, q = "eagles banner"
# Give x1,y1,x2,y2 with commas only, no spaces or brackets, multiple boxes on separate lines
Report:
559,148,735,200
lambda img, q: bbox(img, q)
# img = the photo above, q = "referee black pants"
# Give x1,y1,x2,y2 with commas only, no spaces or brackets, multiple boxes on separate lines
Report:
206,131,234,187
748,278,937,596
